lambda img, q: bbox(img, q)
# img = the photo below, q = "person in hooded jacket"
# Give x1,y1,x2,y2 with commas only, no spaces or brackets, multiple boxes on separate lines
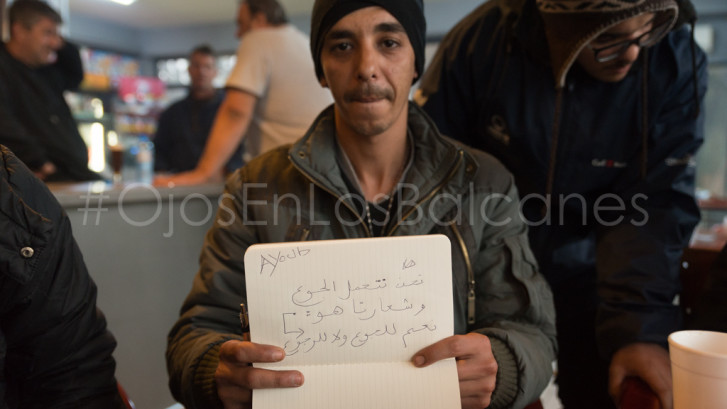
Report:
0,145,125,409
416,0,707,408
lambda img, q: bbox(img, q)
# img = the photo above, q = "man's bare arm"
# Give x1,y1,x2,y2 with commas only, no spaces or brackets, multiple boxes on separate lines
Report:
155,88,257,186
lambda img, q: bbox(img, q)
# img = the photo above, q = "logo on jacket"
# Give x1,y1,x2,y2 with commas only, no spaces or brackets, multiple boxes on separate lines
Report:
487,115,511,146
592,159,627,168
665,155,695,167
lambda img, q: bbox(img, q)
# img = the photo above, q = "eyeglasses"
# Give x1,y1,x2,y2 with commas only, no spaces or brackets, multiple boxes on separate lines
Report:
588,20,671,63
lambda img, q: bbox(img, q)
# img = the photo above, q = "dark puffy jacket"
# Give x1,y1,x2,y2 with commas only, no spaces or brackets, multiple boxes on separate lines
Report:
419,0,707,358
0,146,124,408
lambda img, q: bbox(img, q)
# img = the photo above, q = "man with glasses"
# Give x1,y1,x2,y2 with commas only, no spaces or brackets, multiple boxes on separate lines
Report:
416,0,707,408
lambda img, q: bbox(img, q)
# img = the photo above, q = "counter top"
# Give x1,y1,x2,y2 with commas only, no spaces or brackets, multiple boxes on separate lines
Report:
50,180,226,409
48,181,226,208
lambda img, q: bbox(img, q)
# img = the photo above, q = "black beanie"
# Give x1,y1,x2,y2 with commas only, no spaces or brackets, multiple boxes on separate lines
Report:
310,0,426,84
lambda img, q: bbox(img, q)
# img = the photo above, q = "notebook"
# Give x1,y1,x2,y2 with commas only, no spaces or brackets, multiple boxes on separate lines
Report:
243,234,460,409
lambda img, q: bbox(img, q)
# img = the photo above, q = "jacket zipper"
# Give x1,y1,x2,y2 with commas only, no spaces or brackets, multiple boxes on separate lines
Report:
292,148,465,238
386,150,465,236
449,221,476,325
290,160,373,237
292,150,471,319
300,228,310,241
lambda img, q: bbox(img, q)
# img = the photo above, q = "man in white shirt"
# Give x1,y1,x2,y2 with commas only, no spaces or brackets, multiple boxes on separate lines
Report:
156,0,333,186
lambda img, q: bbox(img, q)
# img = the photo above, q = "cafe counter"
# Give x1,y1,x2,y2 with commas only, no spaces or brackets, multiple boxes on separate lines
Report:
50,181,225,409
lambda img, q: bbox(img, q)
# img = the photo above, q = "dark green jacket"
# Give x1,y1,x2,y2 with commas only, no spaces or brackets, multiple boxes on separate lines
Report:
167,104,557,409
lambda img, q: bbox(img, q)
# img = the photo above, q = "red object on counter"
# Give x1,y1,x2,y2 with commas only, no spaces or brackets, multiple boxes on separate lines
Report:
620,377,660,409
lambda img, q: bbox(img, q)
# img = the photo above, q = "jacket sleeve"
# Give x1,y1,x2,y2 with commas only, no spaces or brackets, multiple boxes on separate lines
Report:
0,147,121,409
469,171,557,409
53,40,84,91
0,79,48,170
594,29,707,358
166,171,254,409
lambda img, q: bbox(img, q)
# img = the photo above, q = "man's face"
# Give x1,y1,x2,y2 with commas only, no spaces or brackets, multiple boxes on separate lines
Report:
576,13,655,83
236,2,254,38
188,52,217,93
13,16,62,67
319,6,418,139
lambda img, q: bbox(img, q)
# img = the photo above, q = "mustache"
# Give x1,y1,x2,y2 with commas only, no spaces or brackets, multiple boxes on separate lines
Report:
344,85,394,102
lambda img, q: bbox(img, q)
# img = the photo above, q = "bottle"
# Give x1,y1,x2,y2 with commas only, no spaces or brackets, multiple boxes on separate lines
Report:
137,135,155,184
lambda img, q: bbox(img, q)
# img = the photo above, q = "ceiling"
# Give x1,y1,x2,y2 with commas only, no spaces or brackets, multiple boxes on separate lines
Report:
67,0,245,28
66,0,449,29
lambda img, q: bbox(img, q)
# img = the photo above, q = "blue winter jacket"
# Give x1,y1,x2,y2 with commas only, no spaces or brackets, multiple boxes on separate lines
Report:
418,0,707,359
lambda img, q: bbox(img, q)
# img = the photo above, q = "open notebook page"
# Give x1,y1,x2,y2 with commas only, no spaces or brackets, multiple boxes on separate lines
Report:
243,234,461,408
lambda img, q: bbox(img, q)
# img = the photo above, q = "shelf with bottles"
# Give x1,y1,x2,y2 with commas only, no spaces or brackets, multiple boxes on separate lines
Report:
112,76,166,138
114,113,158,136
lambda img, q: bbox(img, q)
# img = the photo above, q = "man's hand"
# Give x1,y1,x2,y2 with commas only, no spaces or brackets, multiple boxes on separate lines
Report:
154,169,223,187
609,342,672,409
412,333,498,409
215,340,303,409
33,162,56,180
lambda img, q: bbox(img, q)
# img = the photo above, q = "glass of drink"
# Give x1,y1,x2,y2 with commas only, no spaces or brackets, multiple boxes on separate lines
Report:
110,144,124,184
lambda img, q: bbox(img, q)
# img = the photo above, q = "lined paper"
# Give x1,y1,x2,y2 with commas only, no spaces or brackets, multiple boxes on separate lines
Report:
243,235,460,409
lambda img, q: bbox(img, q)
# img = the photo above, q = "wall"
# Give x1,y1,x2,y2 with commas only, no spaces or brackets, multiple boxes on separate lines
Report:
64,0,726,62
65,0,485,60
52,182,225,409
67,13,141,55
693,0,727,62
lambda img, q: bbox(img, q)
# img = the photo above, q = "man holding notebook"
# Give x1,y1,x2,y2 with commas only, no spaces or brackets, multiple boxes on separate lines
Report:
166,1,557,408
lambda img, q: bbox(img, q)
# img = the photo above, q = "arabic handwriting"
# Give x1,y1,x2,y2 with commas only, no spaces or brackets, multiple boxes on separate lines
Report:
271,254,442,356
401,322,437,348
311,305,344,324
352,299,377,320
283,323,402,355
396,275,424,288
290,285,324,307
403,258,416,269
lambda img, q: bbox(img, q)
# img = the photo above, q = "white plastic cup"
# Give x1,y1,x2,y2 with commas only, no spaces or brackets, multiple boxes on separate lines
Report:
669,330,727,409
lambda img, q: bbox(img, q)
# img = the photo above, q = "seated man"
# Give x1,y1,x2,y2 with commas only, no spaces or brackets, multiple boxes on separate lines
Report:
166,1,557,409
0,145,125,409
154,45,243,175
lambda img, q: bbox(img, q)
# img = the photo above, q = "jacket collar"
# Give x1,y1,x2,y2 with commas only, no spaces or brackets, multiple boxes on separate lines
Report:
288,103,478,234
0,146,53,238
